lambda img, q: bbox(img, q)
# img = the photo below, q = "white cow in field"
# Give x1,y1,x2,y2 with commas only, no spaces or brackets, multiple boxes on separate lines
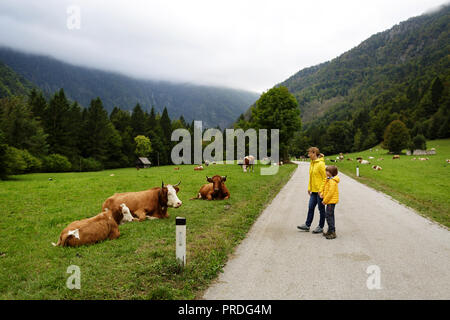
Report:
358,159,370,165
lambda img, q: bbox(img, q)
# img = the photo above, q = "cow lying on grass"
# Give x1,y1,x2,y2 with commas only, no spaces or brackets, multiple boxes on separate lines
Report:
191,175,230,200
120,203,137,224
357,159,370,164
102,181,182,222
52,211,120,247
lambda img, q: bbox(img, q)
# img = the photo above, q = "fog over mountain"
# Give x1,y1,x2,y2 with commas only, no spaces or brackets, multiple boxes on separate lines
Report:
0,0,446,92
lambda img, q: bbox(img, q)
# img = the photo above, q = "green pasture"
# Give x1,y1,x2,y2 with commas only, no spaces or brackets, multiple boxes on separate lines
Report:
328,139,450,228
0,163,296,299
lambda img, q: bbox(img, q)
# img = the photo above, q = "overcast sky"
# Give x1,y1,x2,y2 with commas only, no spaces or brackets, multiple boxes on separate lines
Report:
0,0,447,92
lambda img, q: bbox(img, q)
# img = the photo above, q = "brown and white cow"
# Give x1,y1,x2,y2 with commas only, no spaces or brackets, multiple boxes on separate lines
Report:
243,155,255,172
191,175,230,200
52,211,120,247
358,159,370,164
120,203,138,224
102,181,182,223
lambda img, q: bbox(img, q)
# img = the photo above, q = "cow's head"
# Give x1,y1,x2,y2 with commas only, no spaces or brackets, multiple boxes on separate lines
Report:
206,175,227,193
160,181,182,208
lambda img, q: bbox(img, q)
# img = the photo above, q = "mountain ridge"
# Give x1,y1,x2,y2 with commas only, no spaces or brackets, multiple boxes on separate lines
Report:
273,4,449,124
235,4,449,155
0,46,259,128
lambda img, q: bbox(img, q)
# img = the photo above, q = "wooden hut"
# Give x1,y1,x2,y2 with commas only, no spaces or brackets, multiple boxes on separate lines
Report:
136,157,151,169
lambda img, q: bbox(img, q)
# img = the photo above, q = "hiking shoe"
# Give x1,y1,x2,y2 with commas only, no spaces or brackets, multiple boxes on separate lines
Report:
325,232,337,239
323,230,331,237
312,226,323,234
297,224,310,231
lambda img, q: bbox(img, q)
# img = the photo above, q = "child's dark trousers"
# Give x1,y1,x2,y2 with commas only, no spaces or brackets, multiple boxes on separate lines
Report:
326,204,336,232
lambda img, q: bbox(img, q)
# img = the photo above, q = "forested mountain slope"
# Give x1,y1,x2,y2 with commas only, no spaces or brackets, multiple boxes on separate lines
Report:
0,61,33,98
237,4,449,155
0,47,259,128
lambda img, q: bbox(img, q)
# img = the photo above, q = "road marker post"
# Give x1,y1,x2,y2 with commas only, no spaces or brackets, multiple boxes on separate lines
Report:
356,165,360,177
176,217,186,267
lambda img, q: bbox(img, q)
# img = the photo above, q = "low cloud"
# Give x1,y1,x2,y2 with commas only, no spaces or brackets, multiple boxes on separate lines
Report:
0,0,446,92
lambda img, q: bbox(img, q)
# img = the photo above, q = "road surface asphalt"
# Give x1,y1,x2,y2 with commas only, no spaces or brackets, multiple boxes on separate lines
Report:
203,161,450,299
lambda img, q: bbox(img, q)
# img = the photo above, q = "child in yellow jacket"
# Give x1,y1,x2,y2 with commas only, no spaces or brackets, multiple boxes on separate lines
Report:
319,165,340,239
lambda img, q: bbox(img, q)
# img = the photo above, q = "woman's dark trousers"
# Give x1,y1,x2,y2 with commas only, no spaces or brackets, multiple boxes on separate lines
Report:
305,192,326,228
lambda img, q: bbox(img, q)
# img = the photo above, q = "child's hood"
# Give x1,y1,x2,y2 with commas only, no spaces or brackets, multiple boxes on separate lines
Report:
330,176,340,183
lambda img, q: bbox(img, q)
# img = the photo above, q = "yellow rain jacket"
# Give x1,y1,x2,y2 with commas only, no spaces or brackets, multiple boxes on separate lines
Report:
308,157,326,192
321,176,340,204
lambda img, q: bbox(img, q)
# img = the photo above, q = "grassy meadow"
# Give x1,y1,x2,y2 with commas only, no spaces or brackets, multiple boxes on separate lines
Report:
0,162,296,299
327,139,450,228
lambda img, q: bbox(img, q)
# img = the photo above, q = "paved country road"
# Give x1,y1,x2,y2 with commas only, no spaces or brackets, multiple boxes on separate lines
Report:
203,162,450,299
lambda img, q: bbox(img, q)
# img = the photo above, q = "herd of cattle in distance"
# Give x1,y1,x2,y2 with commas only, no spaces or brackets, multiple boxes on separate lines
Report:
52,164,242,247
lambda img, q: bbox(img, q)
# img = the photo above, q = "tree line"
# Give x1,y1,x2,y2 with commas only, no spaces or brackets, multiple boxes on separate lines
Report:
235,75,449,159
290,75,449,156
267,6,450,157
0,85,303,179
0,88,194,179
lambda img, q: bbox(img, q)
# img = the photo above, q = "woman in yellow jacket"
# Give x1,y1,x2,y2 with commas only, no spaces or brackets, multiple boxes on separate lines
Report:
297,147,327,233
320,165,339,239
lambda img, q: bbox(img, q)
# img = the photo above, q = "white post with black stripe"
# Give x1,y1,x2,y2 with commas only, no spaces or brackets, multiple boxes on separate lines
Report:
356,165,360,177
176,217,186,267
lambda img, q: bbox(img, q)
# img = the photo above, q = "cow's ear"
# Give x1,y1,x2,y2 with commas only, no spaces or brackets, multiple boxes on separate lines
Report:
159,186,168,197
221,176,227,182
174,186,179,193
206,176,212,182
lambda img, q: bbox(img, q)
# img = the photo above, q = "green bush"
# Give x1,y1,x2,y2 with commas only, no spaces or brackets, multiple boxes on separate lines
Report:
3,147,42,174
20,150,42,173
79,157,103,172
410,134,427,151
43,154,72,172
4,146,27,174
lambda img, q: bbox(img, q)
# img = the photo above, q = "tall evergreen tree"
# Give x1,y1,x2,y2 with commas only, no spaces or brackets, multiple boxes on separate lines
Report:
0,96,48,156
42,88,72,157
145,107,165,166
160,107,172,141
179,115,187,128
148,107,157,130
0,130,9,180
131,103,147,137
28,88,47,120
82,97,118,162
159,107,173,165
64,101,83,161
110,107,135,166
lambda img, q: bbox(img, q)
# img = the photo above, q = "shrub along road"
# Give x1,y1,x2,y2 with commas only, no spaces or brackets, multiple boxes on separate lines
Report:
203,162,450,299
